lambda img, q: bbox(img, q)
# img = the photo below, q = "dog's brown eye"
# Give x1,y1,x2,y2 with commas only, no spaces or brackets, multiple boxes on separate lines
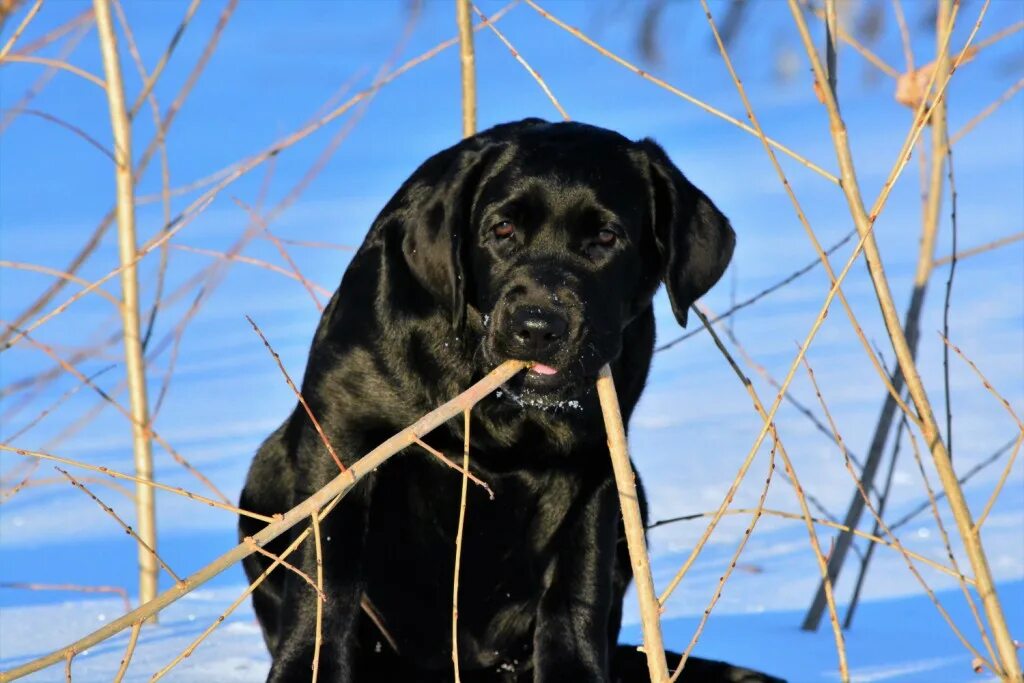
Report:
597,229,618,246
493,220,515,238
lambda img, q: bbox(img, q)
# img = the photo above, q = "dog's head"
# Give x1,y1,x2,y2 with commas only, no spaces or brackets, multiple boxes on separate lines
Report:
383,119,734,405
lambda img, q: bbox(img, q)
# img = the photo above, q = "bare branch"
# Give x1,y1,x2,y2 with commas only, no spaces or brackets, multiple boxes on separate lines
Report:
597,365,669,682
2,360,527,680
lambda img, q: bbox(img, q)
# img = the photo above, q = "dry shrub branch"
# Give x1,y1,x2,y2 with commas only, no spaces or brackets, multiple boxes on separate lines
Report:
93,0,159,611
787,0,1021,675
1,361,527,680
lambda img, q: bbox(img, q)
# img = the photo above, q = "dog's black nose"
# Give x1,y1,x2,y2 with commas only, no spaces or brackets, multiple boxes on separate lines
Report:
509,306,568,355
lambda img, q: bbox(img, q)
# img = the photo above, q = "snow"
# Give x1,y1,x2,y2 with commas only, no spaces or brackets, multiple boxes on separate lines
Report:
2,581,1020,682
0,589,270,682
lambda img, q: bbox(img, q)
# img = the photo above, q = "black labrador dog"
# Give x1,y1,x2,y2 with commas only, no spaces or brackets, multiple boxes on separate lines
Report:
240,119,780,683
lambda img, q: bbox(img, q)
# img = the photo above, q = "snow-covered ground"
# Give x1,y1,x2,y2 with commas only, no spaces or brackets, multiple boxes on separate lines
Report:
2,1,1022,681
2,581,1020,682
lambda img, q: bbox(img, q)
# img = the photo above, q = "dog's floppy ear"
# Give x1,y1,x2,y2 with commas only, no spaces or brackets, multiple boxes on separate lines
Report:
641,139,735,327
375,137,502,331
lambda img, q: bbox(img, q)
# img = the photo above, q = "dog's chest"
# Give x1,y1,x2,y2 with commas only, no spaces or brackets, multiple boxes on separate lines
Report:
361,454,583,668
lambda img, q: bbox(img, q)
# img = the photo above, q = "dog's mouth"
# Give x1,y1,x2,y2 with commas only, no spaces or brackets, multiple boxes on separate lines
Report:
489,360,591,411
478,321,607,410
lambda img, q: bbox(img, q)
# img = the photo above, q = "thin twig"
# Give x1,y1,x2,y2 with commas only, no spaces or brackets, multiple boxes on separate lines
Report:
233,199,324,310
4,474,133,502
125,0,202,122
0,443,275,523
112,622,141,683
934,230,1024,267
1,459,36,486
903,428,998,668
972,20,1024,54
657,230,856,352
824,0,838,100
976,434,1024,534
413,435,493,498
719,314,870,479
674,436,775,680
451,410,471,683
642,508,975,585
940,336,1024,533
246,315,345,473
0,54,105,88
359,596,399,654
0,460,40,501
311,511,324,683
1,109,114,160
888,436,1018,532
941,337,1023,432
237,200,324,311
808,0,899,78
1,19,91,135
171,245,333,296
951,77,1024,146
0,262,120,307
843,415,906,629
135,167,234,204
524,0,840,184
149,289,198,419
267,237,355,252
57,467,182,585
10,9,91,57
941,139,958,462
471,3,569,120
892,0,915,72
243,536,326,603
0,582,131,613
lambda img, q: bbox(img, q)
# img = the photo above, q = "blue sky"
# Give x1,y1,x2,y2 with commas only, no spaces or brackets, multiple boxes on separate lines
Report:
1,0,1022,679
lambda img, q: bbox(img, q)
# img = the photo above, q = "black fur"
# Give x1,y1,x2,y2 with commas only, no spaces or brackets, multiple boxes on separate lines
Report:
239,119,780,682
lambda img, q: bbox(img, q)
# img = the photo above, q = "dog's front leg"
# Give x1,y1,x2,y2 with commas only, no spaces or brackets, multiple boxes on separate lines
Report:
266,481,372,683
532,478,619,683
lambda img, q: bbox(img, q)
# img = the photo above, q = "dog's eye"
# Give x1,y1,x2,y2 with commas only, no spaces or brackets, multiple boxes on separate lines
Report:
493,221,516,239
596,229,618,246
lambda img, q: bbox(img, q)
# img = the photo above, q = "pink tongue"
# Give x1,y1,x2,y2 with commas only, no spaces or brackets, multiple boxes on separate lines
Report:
531,363,558,376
